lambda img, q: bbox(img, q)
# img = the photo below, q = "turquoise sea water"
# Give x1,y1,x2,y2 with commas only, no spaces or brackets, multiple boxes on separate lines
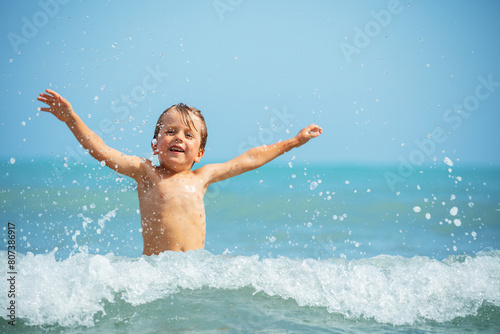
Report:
1,158,499,333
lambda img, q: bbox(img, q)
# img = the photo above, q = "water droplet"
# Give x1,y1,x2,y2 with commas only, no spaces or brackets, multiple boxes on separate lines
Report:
450,207,458,216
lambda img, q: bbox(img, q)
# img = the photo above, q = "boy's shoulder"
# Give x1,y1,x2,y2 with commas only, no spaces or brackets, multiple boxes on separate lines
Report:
192,161,235,186
132,157,166,181
193,162,221,175
191,162,224,181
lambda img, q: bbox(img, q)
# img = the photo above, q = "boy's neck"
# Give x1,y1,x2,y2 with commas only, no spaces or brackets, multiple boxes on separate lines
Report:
156,163,193,176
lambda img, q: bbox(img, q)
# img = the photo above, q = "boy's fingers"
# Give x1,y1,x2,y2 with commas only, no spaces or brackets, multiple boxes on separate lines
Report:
38,95,56,105
45,89,58,97
37,98,54,106
37,96,51,102
307,125,322,137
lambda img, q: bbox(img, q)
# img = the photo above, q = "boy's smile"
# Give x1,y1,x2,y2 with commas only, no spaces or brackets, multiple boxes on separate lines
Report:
153,111,204,171
169,145,185,153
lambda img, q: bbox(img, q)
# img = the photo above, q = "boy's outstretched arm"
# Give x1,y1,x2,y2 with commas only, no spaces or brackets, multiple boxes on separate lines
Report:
37,89,145,179
203,124,322,185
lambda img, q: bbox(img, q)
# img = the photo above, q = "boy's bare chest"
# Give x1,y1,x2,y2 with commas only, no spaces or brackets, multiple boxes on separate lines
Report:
137,174,205,208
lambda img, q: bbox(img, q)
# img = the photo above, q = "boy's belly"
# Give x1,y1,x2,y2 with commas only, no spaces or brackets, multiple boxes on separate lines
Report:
140,216,206,255
137,182,207,255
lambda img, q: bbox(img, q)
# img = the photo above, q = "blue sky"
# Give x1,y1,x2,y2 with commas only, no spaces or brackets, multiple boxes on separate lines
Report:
1,0,500,167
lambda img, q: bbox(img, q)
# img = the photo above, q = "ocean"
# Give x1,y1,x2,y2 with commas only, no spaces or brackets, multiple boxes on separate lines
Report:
1,157,499,333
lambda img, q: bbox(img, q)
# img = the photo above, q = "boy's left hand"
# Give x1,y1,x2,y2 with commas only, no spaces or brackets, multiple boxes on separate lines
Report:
296,124,322,146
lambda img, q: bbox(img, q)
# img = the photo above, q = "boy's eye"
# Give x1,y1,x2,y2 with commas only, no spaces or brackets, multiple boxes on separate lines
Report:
186,133,193,138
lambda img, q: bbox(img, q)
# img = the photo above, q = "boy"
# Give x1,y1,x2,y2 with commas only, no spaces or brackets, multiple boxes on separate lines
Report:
37,89,322,255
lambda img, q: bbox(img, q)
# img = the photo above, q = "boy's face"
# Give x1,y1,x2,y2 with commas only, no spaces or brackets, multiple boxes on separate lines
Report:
152,111,204,171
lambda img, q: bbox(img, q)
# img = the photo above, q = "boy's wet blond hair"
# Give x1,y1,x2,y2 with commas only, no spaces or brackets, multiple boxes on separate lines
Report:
153,103,208,151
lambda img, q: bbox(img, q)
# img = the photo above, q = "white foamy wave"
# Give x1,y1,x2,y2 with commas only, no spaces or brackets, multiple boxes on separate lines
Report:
1,250,499,327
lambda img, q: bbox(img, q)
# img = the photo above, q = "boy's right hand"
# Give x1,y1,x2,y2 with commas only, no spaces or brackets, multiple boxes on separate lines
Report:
295,124,323,146
37,89,74,123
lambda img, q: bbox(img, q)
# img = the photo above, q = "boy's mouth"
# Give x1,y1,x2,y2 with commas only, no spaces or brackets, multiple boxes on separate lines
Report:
169,145,185,153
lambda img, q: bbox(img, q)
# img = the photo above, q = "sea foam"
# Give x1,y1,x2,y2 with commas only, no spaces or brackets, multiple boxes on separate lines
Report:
1,249,499,328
